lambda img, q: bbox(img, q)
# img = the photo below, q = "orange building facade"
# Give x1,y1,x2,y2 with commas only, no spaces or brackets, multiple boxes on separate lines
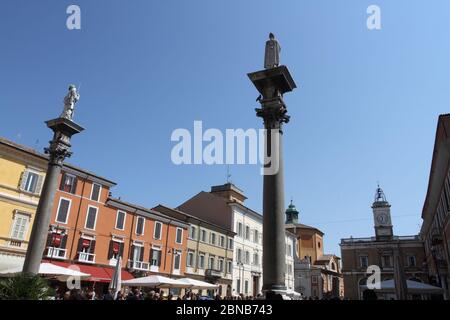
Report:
43,166,189,286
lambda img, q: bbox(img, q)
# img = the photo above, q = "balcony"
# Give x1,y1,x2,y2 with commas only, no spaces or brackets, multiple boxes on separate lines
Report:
46,247,67,259
205,269,223,278
128,260,150,271
78,252,95,263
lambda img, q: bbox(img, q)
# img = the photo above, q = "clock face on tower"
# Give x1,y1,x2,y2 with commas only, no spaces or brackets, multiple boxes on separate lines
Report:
376,213,389,225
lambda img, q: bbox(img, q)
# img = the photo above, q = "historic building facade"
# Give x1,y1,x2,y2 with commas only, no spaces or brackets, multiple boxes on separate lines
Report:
0,137,190,294
420,114,450,298
178,183,295,296
340,187,428,300
0,138,47,270
153,204,235,297
46,170,189,285
285,201,344,298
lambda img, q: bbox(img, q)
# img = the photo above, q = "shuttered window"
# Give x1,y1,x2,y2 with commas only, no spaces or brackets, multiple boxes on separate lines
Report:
90,183,101,202
11,213,29,240
136,217,145,236
20,170,44,194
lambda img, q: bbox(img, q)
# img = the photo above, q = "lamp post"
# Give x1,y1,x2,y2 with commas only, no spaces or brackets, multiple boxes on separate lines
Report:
248,34,297,298
22,85,84,275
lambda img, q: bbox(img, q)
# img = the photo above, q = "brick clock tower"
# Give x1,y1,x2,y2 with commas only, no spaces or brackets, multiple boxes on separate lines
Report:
372,185,393,240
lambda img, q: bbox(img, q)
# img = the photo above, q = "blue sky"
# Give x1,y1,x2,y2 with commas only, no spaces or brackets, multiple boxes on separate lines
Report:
1,0,450,255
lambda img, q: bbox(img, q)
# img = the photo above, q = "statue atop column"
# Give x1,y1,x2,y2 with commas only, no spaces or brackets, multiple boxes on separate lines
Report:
60,84,80,120
264,33,281,69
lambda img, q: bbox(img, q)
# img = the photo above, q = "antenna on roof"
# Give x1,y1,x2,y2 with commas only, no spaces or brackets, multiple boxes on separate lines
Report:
226,165,232,183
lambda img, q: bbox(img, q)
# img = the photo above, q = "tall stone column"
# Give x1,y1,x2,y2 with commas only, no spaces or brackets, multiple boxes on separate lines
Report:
23,86,84,275
248,34,297,296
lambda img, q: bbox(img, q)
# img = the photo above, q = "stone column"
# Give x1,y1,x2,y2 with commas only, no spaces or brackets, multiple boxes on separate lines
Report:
22,117,84,275
248,34,297,297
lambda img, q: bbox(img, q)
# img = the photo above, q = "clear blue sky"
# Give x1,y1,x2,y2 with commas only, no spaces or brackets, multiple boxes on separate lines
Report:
1,0,450,255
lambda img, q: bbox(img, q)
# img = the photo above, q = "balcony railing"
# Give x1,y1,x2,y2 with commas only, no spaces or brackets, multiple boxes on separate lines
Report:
46,247,67,259
205,269,223,278
128,260,150,271
78,252,95,263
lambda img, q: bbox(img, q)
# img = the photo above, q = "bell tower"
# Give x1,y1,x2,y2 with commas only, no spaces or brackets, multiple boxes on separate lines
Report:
372,185,393,240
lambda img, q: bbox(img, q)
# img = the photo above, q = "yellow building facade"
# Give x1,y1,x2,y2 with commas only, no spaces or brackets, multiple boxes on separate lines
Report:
0,138,47,270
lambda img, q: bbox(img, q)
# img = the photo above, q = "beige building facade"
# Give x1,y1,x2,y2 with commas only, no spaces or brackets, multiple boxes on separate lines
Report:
154,204,235,297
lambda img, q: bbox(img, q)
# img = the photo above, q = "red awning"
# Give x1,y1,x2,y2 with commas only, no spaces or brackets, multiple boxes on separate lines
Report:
45,261,134,283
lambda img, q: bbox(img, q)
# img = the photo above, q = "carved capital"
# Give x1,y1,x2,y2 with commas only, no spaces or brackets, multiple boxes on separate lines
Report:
255,97,290,129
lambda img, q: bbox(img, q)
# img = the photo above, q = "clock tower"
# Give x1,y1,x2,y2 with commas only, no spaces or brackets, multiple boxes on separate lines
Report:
372,185,393,240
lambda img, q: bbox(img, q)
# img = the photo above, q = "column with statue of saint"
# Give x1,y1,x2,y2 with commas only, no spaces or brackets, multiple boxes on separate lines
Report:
22,85,84,275
248,34,297,298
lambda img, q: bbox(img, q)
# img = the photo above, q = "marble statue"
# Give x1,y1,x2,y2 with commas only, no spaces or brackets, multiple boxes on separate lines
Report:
60,84,80,120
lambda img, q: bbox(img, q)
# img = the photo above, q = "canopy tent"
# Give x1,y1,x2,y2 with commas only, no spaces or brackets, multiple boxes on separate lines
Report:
122,275,189,288
286,289,302,299
177,278,220,290
0,262,91,281
362,279,444,294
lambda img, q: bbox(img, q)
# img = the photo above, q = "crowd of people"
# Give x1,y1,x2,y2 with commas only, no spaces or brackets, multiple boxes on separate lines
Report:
54,286,270,301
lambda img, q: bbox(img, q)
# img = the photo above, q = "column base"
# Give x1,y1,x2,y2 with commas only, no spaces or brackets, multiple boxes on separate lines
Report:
261,285,289,300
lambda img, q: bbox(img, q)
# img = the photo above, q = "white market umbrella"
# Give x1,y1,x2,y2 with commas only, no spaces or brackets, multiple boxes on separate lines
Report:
177,278,220,289
109,257,122,299
122,275,189,288
362,279,444,294
0,262,90,280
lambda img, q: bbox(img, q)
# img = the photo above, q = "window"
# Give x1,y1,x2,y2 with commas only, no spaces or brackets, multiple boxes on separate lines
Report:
153,222,162,239
21,171,41,193
228,238,233,249
245,251,250,264
220,235,225,247
200,229,207,242
236,279,241,293
133,245,144,262
189,226,196,239
227,260,233,273
198,253,205,269
331,262,336,271
244,280,249,294
84,206,98,230
187,250,195,267
407,255,416,267
253,253,259,266
136,217,145,236
237,248,242,263
115,211,126,230
253,229,259,243
381,255,393,268
287,244,292,257
210,232,216,245
56,198,71,224
174,252,181,271
209,255,215,269
176,228,183,244
150,247,162,266
108,240,123,260
90,183,101,202
287,264,293,275
60,173,77,194
237,222,243,237
11,213,29,240
245,226,250,240
359,255,369,268
218,259,224,272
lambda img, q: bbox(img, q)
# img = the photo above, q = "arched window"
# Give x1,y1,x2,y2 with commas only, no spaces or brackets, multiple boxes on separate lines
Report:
331,262,336,270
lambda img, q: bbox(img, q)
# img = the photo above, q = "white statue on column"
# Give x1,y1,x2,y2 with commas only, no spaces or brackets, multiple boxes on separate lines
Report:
60,85,80,120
